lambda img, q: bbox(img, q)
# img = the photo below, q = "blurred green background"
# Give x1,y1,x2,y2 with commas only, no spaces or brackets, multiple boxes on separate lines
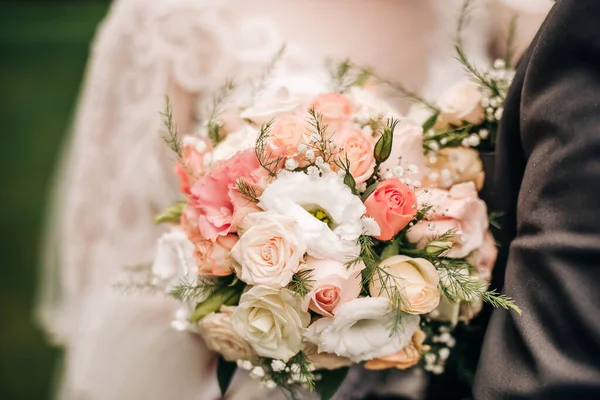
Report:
0,2,108,399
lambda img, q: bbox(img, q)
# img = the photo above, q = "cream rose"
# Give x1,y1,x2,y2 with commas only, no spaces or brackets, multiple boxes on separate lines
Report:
231,211,306,288
231,286,310,361
425,147,485,190
301,257,363,317
195,234,238,276
304,297,420,363
369,255,440,315
197,306,256,362
406,182,488,258
436,81,485,128
364,329,427,370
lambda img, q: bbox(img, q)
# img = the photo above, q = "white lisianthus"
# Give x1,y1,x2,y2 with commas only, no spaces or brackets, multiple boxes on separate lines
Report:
151,228,198,293
258,171,369,262
232,211,306,288
304,297,419,363
231,286,310,362
212,125,259,162
197,306,256,362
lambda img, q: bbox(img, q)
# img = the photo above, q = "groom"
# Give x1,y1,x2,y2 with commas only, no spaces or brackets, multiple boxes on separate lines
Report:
473,0,600,398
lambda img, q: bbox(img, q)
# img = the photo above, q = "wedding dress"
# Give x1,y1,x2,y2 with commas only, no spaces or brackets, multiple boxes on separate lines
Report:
35,0,552,399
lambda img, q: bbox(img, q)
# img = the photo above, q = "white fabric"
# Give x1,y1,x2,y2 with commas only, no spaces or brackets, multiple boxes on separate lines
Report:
36,0,550,399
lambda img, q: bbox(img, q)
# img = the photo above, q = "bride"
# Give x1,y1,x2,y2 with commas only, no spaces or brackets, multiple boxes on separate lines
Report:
36,0,551,399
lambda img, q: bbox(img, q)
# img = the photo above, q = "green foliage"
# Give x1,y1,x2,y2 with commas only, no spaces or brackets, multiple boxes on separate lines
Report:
217,356,237,396
160,96,184,160
288,269,315,297
422,111,440,132
373,118,398,165
206,80,237,146
315,367,349,400
154,201,185,224
254,120,282,176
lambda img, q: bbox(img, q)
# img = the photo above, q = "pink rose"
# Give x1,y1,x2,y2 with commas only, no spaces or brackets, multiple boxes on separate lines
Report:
311,93,353,132
334,128,376,184
195,234,238,276
406,182,488,258
175,136,211,195
267,114,310,159
301,257,363,317
467,231,497,282
379,119,426,183
364,178,418,241
186,149,267,241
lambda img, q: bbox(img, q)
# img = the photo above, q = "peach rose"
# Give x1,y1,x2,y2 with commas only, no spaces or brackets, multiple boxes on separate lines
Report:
195,234,238,276
379,119,426,183
406,182,488,258
436,81,484,129
364,329,427,370
303,343,352,370
186,149,266,241
311,92,353,132
334,128,376,184
425,147,485,190
267,114,310,159
301,257,363,317
369,255,440,314
175,135,211,195
364,178,418,241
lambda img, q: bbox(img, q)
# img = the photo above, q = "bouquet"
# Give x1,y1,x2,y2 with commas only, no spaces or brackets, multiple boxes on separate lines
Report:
119,3,520,398
123,70,520,400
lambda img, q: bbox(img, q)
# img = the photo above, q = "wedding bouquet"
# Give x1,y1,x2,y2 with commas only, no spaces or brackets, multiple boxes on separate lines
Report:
127,61,520,398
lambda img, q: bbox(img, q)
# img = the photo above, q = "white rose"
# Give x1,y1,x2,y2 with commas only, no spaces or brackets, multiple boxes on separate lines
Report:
151,228,197,293
212,125,259,163
259,171,373,262
197,306,256,362
369,255,440,315
436,81,485,128
304,297,419,363
231,286,310,361
231,211,306,288
378,118,426,183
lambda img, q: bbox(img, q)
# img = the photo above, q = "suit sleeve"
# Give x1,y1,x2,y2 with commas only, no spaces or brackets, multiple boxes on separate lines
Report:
474,1,600,398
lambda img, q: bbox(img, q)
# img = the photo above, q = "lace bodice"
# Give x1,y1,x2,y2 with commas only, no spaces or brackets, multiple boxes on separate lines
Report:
36,1,551,399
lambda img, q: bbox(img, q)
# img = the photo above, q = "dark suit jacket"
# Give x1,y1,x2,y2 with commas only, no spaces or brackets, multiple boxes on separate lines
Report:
474,1,600,398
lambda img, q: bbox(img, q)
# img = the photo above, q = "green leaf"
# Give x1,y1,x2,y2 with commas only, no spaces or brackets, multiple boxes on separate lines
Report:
422,111,440,132
217,356,237,396
343,171,357,195
154,201,185,224
189,287,241,323
381,241,400,260
315,367,349,400
360,182,379,202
